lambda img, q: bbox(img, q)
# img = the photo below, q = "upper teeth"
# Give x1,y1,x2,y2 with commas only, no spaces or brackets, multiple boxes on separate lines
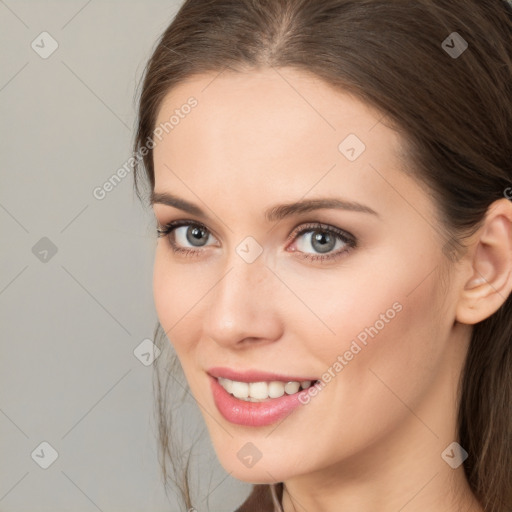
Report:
218,378,313,402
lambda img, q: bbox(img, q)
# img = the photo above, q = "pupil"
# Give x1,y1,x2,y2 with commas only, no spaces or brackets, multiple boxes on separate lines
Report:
312,231,335,253
187,226,208,246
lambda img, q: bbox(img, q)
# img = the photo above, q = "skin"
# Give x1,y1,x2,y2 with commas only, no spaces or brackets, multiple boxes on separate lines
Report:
150,67,512,512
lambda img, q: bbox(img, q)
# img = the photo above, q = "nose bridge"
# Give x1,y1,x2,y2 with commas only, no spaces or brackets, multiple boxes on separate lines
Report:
212,253,269,320
204,249,281,346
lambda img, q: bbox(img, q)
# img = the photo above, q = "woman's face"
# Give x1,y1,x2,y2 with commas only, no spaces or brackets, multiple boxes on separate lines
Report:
151,67,466,483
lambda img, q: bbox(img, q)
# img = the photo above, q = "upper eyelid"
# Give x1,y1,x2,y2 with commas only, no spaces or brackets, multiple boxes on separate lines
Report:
157,219,214,236
159,219,355,247
288,222,354,241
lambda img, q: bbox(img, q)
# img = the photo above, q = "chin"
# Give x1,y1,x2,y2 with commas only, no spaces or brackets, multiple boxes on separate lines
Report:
212,444,303,484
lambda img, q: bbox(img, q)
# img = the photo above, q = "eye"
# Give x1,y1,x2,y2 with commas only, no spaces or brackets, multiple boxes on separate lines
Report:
157,220,218,255
156,220,356,263
286,222,356,262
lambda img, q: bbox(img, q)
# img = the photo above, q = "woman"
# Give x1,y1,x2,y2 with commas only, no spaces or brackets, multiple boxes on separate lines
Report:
133,1,512,510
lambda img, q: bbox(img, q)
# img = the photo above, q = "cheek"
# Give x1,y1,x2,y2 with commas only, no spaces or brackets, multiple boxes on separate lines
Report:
152,247,200,354
153,247,175,329
284,249,446,413
334,266,444,429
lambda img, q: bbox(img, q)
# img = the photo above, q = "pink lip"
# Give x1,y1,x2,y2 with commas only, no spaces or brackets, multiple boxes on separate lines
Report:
208,367,319,427
207,366,318,383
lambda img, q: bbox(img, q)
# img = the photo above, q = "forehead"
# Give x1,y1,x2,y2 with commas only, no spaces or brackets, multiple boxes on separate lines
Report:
151,67,428,222
153,67,386,164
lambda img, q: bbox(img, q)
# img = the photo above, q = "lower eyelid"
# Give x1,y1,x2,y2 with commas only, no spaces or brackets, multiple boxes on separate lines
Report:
289,240,354,263
165,223,218,248
293,234,351,252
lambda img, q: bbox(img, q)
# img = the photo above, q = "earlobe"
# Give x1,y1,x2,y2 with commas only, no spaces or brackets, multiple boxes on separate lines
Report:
456,199,512,325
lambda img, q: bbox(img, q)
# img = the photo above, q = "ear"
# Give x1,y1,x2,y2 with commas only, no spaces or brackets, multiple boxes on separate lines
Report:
456,198,512,325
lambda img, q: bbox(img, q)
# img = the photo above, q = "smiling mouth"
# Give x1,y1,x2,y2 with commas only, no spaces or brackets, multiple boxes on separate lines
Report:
217,377,319,402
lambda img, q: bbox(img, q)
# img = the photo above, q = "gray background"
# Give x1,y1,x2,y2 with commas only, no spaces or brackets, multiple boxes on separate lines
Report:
0,1,250,510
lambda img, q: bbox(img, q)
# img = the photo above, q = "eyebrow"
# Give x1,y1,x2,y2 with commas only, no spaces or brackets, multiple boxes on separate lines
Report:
150,191,379,222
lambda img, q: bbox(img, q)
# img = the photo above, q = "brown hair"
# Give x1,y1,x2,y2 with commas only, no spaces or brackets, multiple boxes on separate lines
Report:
133,1,512,510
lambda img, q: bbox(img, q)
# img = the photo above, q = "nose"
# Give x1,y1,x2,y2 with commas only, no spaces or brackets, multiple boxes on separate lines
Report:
203,255,284,348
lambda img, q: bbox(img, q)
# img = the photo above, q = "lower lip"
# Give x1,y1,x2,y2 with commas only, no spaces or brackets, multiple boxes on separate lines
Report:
210,376,313,427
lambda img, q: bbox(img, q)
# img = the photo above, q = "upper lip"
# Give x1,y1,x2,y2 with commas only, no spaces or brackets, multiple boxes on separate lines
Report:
207,366,318,383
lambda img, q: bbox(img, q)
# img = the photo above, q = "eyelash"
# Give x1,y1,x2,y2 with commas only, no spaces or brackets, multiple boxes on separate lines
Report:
156,220,357,263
